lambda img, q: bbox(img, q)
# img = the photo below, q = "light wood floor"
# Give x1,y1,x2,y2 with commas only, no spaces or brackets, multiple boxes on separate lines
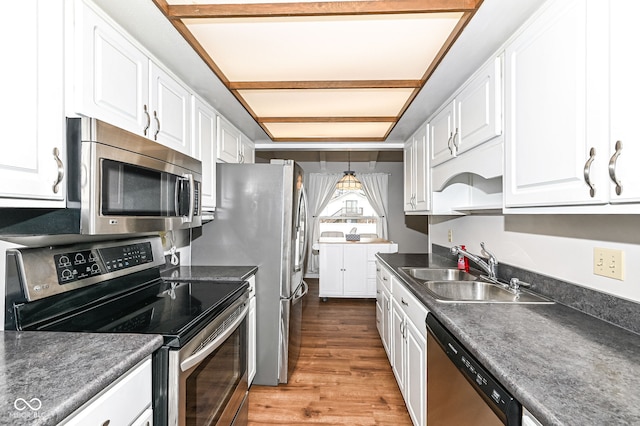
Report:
248,278,412,426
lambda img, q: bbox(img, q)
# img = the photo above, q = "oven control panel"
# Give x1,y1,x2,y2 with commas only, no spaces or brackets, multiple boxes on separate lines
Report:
53,242,154,285
10,236,165,302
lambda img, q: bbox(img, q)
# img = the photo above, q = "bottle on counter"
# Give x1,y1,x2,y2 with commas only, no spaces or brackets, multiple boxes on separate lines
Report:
457,245,470,272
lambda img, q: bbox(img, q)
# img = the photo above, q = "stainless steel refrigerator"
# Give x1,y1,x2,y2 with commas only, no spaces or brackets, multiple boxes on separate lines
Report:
191,160,308,385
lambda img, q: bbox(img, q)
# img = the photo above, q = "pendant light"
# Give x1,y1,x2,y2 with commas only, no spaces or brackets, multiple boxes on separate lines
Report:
336,151,362,191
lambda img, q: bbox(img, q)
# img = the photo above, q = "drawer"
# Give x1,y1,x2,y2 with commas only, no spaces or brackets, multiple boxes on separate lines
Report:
376,262,392,292
392,276,429,338
62,358,152,425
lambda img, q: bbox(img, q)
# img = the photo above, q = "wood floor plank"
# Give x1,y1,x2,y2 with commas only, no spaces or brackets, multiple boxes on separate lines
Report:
248,278,412,425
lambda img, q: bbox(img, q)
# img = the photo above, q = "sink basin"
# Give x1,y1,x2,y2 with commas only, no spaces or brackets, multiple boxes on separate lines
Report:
401,267,477,282
421,280,553,304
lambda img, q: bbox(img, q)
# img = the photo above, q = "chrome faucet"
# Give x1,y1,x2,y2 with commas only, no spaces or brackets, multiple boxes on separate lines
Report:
451,242,498,281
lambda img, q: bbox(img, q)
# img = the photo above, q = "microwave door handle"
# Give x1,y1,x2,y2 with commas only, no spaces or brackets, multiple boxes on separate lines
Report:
181,173,195,224
180,303,249,372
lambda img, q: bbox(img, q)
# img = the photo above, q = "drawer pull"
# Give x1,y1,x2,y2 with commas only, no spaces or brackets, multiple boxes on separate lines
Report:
401,297,409,306
102,421,110,426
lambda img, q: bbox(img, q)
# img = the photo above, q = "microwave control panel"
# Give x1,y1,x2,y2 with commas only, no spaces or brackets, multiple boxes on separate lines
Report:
53,242,154,285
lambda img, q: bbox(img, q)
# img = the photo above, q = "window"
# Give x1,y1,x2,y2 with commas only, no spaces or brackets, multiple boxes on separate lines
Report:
318,188,378,237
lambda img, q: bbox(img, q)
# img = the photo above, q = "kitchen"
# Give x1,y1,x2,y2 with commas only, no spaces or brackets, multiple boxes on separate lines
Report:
1,0,640,425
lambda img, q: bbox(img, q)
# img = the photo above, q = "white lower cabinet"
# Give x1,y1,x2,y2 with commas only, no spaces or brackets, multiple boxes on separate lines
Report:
376,261,392,357
247,275,257,386
320,244,398,298
62,357,152,425
378,265,427,426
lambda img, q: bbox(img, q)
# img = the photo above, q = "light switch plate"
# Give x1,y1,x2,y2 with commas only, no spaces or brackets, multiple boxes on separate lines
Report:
593,247,624,280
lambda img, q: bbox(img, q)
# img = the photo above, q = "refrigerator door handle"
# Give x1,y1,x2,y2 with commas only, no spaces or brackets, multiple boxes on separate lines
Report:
299,186,309,268
292,280,308,304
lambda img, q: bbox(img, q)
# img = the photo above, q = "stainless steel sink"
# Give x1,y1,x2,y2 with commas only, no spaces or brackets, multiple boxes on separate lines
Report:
420,280,553,304
401,267,477,282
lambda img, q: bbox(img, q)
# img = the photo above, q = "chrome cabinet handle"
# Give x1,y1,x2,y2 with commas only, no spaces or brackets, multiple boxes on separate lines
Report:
609,140,623,196
52,147,64,194
153,110,160,140
401,297,408,307
143,104,150,136
447,132,454,155
583,147,596,198
452,128,460,153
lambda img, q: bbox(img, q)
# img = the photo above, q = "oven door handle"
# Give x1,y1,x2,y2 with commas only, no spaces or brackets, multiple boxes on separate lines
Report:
180,303,249,372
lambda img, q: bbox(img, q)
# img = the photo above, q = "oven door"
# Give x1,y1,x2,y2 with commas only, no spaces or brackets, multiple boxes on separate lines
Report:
168,295,249,426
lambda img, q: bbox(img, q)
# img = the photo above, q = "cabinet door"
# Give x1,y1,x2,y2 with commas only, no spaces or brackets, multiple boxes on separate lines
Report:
342,245,368,296
429,101,456,166
240,136,255,164
319,244,344,297
248,296,257,386
390,299,405,395
0,0,66,206
405,319,426,426
193,97,217,209
64,359,152,425
217,116,241,163
609,0,640,204
149,63,192,155
381,289,392,357
457,55,502,155
75,1,149,137
413,126,430,211
403,141,416,211
504,0,609,207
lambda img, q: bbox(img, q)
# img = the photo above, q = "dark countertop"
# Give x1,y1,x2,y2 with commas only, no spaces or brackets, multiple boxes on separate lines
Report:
377,253,640,426
161,265,258,282
0,331,163,425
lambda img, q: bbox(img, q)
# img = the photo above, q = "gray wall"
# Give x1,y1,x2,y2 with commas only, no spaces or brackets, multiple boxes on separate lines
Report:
297,160,430,253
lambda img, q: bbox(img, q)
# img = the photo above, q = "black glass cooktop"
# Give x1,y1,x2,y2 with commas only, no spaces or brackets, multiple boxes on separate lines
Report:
37,279,248,347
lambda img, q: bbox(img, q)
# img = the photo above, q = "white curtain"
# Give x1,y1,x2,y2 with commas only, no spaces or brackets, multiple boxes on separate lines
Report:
358,173,390,240
305,173,342,274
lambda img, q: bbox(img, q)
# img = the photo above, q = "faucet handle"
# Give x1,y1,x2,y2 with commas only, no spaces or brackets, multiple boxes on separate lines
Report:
480,242,498,265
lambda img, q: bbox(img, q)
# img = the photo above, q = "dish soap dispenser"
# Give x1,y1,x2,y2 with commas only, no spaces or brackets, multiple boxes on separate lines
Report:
457,245,470,272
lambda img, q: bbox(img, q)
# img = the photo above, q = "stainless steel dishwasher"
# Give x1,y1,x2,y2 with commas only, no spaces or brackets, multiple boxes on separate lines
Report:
426,313,522,425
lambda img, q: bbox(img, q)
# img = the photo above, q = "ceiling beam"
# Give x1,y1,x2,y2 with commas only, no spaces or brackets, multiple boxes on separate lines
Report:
272,137,387,142
230,80,422,90
166,1,481,19
258,117,397,123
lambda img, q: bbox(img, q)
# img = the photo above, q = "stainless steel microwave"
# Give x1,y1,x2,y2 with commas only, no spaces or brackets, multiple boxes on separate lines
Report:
0,117,202,236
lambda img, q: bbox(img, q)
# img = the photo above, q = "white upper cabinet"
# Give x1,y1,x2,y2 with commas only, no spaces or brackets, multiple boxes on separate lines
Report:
609,0,640,204
74,1,192,156
404,124,430,213
429,101,456,166
217,115,242,163
241,136,256,164
217,116,254,164
0,0,67,206
430,56,502,167
504,0,610,208
149,63,192,154
74,0,149,138
192,96,217,210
